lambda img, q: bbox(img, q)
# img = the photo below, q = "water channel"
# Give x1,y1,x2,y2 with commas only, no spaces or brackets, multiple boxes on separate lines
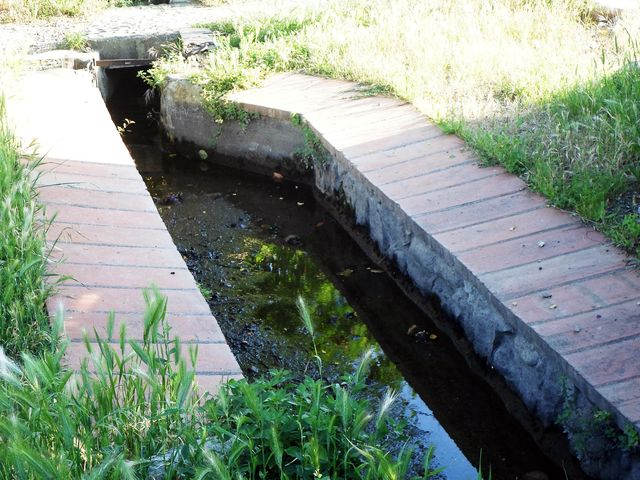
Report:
105,68,585,480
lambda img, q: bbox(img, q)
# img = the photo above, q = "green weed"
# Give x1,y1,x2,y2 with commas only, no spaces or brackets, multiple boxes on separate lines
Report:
606,213,640,256
0,289,205,478
557,379,640,460
62,31,88,51
290,113,330,168
197,282,213,299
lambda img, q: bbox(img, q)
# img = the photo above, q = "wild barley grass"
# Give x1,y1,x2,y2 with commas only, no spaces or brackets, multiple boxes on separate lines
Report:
0,290,206,478
0,97,51,358
0,289,444,479
146,0,640,254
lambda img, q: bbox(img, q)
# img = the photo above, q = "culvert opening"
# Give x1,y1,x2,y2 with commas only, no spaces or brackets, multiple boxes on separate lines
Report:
105,67,588,480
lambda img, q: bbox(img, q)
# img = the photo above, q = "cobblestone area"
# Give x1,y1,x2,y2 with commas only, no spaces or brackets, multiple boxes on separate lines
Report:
0,0,320,54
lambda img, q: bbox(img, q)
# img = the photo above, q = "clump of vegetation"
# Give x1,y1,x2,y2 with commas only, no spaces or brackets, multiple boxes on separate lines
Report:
141,14,317,123
557,379,640,461
62,31,88,50
469,56,640,254
0,97,51,359
0,0,87,21
290,113,330,168
0,291,204,478
145,0,640,255
0,289,446,478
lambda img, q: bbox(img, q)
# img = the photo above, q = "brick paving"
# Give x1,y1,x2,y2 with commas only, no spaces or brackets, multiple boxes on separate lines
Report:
231,73,640,429
6,68,242,391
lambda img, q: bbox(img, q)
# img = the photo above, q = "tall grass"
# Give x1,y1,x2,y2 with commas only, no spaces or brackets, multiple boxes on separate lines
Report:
0,291,205,478
145,0,640,254
0,96,51,358
0,289,445,478
469,56,640,251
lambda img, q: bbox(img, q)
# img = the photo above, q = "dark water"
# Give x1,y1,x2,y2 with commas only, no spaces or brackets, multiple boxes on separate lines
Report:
104,68,585,480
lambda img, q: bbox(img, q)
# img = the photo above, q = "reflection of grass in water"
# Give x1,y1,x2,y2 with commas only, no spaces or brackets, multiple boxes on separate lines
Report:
238,240,404,391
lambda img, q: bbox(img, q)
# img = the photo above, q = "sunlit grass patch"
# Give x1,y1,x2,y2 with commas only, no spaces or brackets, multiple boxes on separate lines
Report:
0,0,144,22
467,56,640,252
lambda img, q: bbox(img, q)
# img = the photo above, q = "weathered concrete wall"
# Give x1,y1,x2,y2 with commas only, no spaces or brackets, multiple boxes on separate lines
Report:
160,75,640,479
88,33,178,60
161,76,307,177
312,138,640,480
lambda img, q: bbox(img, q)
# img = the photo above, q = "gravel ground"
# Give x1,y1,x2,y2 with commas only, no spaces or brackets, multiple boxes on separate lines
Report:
0,0,322,55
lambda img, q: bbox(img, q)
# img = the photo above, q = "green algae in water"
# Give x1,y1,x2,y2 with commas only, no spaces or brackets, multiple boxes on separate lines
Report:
235,240,404,390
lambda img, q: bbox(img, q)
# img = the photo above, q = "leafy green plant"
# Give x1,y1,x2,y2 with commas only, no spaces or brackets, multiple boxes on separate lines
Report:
620,423,640,452
606,212,640,256
0,289,205,478
557,379,639,459
197,282,213,299
199,296,444,479
290,113,330,168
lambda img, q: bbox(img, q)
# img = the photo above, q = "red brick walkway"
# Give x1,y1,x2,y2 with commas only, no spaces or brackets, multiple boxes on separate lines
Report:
231,73,640,428
7,69,241,393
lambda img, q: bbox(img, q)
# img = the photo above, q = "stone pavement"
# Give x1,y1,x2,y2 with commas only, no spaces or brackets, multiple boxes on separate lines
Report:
6,68,242,392
226,74,640,432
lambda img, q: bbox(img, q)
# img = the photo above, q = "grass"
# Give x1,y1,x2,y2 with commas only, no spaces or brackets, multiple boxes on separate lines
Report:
0,288,448,479
0,97,52,359
0,0,145,23
143,0,640,255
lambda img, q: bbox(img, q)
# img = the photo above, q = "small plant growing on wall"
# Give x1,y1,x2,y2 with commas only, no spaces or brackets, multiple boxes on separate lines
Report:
290,113,330,169
557,378,640,461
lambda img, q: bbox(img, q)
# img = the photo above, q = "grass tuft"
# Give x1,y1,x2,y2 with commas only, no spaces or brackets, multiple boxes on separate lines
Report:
144,0,640,255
